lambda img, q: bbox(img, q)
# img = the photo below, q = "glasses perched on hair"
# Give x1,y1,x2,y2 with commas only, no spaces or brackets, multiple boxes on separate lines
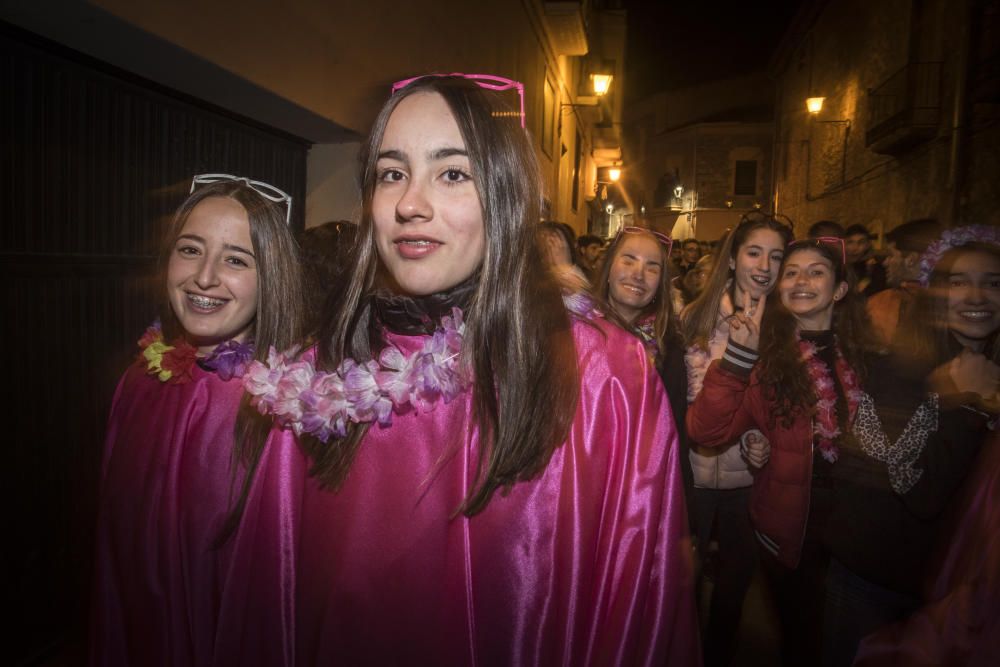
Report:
618,226,674,255
390,73,526,128
190,173,293,225
788,236,847,266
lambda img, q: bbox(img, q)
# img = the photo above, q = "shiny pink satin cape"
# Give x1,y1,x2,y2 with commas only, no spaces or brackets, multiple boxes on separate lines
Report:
854,431,1000,666
91,361,303,666
288,318,698,665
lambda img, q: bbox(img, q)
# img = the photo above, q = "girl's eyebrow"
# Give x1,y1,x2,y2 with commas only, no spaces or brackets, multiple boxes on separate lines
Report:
224,243,255,257
376,149,406,162
430,147,468,160
176,234,253,257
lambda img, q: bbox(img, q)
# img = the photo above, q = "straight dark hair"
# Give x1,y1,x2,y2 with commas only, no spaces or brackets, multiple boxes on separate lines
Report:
304,76,578,516
157,180,305,543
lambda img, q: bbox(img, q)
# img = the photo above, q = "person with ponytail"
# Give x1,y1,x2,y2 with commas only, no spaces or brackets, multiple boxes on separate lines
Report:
245,75,697,665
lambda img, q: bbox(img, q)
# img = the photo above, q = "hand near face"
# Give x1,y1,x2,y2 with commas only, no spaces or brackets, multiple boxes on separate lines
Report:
727,284,766,351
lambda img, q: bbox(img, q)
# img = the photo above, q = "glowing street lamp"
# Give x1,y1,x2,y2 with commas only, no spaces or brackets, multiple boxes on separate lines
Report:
608,166,622,182
806,97,825,114
591,73,613,96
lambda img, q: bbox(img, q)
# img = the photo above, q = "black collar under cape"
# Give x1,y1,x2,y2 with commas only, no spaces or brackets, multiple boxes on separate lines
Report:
373,275,478,335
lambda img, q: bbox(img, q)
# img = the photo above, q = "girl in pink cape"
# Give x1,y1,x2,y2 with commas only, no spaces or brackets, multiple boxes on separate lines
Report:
91,176,305,666
245,75,699,665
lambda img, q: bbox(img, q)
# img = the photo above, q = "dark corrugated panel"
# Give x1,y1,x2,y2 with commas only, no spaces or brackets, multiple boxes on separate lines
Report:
1,25,309,664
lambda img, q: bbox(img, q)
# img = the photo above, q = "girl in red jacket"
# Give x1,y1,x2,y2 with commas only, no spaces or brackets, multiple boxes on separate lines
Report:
687,237,874,666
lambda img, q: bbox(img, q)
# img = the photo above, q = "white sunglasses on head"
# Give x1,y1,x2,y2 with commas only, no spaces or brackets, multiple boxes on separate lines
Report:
190,173,292,225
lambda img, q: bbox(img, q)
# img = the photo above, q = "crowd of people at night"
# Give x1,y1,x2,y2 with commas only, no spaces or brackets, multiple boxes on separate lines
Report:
91,75,999,666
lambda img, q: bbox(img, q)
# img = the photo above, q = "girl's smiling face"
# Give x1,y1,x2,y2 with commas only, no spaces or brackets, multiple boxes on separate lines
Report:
166,197,258,354
778,247,848,330
730,228,785,304
946,248,1000,351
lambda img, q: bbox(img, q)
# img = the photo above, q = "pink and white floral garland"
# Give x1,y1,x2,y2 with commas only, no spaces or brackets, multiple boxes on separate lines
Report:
800,339,863,463
244,294,601,443
918,224,1000,286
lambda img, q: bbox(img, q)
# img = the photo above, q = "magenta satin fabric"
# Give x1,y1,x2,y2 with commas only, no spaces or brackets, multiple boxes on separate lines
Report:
853,431,1000,666
286,318,698,665
91,361,303,666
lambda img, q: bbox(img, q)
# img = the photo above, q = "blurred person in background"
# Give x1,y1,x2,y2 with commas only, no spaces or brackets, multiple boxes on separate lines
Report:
678,238,702,276
828,225,1000,666
577,233,604,279
867,219,942,347
809,220,846,239
844,223,886,298
673,253,715,314
298,220,358,334
539,220,589,290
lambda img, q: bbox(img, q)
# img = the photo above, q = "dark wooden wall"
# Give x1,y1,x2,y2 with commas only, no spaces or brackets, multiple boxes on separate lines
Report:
0,23,308,664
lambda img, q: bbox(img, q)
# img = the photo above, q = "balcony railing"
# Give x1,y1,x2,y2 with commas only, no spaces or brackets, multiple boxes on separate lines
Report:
865,61,943,155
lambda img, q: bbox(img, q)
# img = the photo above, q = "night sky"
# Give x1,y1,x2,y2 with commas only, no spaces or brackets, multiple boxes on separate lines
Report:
624,0,805,101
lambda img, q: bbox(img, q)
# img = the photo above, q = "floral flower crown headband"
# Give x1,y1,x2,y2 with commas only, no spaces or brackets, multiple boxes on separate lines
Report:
918,224,1000,286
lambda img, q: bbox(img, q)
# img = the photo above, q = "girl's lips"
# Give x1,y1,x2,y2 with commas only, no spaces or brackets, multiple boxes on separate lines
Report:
958,310,995,322
394,238,442,259
620,282,647,296
186,293,228,312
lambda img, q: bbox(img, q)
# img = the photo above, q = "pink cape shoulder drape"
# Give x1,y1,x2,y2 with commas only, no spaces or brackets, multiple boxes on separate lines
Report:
853,431,1000,666
90,361,304,666
284,318,698,665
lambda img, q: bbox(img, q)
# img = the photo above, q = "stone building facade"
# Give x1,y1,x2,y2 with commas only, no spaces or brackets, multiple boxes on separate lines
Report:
771,0,1000,238
623,72,775,241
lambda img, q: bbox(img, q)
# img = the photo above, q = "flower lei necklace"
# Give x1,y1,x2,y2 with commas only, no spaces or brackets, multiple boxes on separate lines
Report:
138,321,255,384
635,315,659,358
799,338,863,463
244,293,601,443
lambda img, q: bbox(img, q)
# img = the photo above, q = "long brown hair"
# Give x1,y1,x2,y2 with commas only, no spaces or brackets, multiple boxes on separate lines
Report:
304,76,578,516
595,228,678,357
158,180,305,542
757,240,875,425
681,212,793,349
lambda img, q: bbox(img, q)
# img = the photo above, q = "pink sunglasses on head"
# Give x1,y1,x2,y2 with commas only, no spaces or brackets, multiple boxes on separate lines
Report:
788,236,847,266
390,73,526,128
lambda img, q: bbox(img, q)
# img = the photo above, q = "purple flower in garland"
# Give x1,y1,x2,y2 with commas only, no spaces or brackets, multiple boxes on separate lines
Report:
202,339,256,381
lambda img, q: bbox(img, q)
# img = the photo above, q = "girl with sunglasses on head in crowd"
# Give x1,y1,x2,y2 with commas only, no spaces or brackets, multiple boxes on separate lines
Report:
244,75,697,665
823,225,1000,666
595,226,691,497
91,177,305,666
679,212,791,667
687,235,874,666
